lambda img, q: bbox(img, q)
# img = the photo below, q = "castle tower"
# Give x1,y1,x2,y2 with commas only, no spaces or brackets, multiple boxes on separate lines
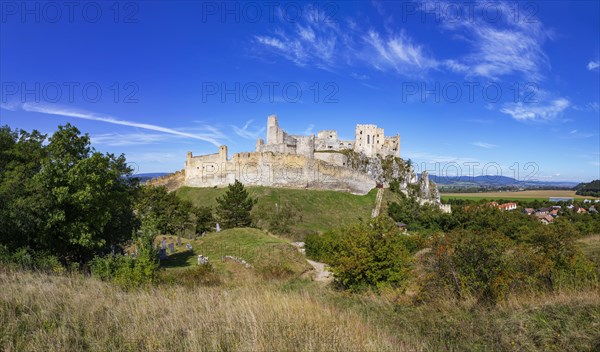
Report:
266,114,280,144
219,145,228,161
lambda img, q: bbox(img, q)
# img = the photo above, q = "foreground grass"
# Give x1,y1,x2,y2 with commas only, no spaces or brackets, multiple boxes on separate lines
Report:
0,269,398,352
177,186,378,236
1,268,599,352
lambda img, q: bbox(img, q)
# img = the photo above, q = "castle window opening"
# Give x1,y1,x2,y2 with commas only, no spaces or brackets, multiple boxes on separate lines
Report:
367,135,370,144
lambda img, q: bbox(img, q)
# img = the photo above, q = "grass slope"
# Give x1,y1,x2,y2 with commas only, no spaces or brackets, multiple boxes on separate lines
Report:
2,269,599,351
177,186,379,234
0,269,397,351
159,228,311,282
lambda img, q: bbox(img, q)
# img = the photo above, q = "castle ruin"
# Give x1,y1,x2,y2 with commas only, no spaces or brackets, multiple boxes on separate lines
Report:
255,115,400,159
182,115,401,194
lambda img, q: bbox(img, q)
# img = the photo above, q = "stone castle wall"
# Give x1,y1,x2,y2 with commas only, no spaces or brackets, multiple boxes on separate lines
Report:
182,115,402,195
256,115,398,158
184,150,375,195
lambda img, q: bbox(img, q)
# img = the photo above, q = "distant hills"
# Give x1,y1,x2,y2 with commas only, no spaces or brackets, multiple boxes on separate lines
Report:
428,175,580,189
133,173,169,183
574,180,600,197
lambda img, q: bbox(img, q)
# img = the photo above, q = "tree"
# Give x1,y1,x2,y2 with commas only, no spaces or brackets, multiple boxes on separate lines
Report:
216,180,256,229
252,199,300,236
35,124,137,264
192,206,214,235
0,124,137,265
135,186,193,236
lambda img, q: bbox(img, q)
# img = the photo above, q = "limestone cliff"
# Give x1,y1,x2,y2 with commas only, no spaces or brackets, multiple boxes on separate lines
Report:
342,150,441,204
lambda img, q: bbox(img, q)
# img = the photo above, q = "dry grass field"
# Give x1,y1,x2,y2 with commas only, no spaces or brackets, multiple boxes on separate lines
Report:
0,269,401,352
441,190,599,201
2,267,600,352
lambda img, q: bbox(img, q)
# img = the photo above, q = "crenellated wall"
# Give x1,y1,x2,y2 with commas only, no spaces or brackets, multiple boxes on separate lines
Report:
184,151,375,195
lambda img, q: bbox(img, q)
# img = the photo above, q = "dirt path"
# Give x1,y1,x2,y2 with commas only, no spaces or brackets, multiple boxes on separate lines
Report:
371,188,384,218
291,242,333,283
306,258,333,283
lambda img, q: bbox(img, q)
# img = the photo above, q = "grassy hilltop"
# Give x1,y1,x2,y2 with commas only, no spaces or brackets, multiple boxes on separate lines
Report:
177,186,384,235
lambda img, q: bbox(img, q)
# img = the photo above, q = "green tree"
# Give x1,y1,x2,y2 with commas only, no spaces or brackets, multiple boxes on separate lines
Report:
135,186,193,236
192,206,214,235
216,180,256,229
0,124,137,266
252,199,300,236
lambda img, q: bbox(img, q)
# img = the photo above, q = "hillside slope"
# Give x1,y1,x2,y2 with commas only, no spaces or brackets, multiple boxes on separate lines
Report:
159,228,311,282
177,186,382,235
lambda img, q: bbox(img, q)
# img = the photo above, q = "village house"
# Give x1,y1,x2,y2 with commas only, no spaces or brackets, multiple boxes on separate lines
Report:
523,208,535,215
497,202,517,211
539,214,555,225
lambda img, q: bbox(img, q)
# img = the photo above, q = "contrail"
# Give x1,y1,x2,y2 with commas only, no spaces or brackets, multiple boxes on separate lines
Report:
21,103,222,147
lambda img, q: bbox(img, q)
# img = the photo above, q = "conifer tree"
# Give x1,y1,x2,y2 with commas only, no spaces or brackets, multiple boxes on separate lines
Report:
216,180,256,229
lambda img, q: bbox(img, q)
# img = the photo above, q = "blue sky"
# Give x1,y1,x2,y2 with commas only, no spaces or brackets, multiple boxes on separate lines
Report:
1,0,599,182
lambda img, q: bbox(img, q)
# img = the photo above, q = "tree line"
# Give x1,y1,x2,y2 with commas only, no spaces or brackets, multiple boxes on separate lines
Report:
0,124,257,281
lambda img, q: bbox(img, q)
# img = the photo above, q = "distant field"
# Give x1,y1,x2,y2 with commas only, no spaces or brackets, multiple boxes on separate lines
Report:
441,190,598,201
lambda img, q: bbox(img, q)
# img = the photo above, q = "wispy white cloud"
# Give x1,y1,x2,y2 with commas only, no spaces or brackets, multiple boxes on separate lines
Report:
362,30,439,76
421,0,550,81
562,130,598,140
304,124,315,135
253,5,346,70
232,119,266,140
20,103,224,147
588,60,600,71
0,102,19,111
573,102,600,112
90,133,184,146
471,142,498,149
253,2,551,82
500,98,570,122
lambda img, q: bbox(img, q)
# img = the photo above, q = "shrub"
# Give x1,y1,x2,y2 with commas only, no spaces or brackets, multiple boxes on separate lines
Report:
0,246,64,273
421,225,598,305
90,226,160,289
252,200,301,236
306,217,414,292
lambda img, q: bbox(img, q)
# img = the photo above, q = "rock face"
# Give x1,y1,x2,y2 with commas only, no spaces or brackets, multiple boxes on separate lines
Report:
149,115,448,211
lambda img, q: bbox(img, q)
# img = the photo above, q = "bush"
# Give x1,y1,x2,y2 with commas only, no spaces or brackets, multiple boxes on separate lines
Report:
306,217,414,292
90,229,160,289
252,200,301,237
0,246,64,273
420,225,598,304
